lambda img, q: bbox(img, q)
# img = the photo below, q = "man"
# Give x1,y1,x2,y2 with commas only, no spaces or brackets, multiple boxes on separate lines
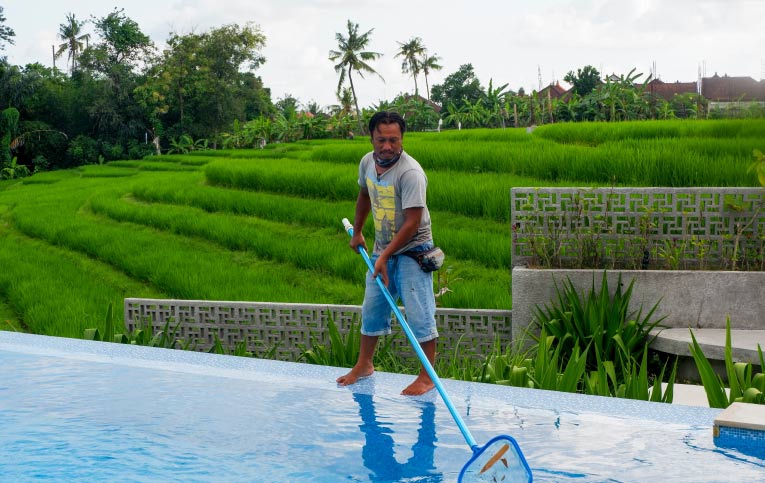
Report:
336,111,438,396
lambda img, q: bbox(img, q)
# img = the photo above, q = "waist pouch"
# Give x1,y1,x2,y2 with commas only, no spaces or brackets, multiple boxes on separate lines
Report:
402,246,445,273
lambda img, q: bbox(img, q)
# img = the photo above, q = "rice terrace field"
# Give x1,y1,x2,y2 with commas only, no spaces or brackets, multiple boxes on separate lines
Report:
0,119,763,340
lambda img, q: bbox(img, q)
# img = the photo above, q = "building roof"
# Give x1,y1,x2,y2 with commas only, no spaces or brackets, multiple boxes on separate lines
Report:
538,82,571,100
701,74,765,101
646,79,698,101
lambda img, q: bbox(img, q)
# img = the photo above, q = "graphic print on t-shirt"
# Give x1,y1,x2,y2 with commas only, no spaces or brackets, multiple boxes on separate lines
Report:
366,176,396,244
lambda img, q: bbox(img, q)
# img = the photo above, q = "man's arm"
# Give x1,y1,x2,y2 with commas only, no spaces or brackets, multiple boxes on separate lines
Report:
351,188,371,252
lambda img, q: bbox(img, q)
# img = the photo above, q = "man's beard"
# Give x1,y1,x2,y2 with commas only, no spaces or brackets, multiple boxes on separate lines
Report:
373,150,402,168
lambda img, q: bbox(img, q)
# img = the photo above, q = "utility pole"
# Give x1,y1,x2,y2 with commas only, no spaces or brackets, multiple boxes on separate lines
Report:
537,65,542,91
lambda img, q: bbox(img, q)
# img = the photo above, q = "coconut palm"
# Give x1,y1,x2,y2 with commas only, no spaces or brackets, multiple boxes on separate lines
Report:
395,37,425,96
329,87,354,116
420,53,442,101
55,13,90,73
328,20,384,135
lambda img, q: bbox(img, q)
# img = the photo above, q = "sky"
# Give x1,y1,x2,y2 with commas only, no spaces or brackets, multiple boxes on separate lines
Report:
3,0,765,109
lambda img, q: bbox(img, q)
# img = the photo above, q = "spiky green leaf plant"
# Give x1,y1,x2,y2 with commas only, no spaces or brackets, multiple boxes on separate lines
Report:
689,317,765,408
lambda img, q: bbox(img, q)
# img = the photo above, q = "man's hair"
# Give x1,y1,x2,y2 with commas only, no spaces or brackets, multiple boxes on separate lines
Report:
368,111,406,136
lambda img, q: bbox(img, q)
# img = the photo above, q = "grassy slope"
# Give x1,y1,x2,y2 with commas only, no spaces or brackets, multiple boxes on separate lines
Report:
0,119,762,338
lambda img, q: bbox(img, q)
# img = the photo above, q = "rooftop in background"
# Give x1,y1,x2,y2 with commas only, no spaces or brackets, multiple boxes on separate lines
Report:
538,73,765,102
702,74,765,102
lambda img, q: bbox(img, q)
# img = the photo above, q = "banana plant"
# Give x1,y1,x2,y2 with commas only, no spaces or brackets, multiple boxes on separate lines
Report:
0,156,30,180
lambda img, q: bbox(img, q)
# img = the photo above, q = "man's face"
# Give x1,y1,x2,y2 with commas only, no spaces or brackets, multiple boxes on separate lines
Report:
371,122,403,161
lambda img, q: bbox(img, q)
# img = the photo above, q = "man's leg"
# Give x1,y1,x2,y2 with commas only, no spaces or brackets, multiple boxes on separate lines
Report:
337,334,379,386
401,338,436,396
339,254,394,387
395,250,438,396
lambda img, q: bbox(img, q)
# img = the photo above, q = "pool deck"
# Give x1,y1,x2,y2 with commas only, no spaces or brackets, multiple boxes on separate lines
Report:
0,330,721,420
651,328,765,365
670,383,716,407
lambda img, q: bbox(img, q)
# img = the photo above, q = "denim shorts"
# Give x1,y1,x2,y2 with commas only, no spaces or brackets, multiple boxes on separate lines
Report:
361,243,438,343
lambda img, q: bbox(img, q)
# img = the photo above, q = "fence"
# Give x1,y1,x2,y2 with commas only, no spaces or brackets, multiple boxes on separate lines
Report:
511,187,765,270
124,298,512,363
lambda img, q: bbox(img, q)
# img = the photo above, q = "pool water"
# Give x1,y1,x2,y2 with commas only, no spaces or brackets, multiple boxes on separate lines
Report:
1,331,763,482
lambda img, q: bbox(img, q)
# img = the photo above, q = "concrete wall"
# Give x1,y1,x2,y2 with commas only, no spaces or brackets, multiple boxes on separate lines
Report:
511,267,765,343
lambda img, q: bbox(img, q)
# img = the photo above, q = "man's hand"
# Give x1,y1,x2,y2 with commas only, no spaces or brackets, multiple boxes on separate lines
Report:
373,255,390,287
350,233,367,253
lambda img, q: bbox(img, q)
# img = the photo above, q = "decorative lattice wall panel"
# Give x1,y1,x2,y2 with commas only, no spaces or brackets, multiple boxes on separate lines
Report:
124,299,511,363
511,188,765,270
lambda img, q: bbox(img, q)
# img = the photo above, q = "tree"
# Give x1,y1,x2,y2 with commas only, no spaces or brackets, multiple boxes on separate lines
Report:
596,68,651,121
430,63,484,111
55,13,90,73
275,94,299,118
194,23,267,145
137,23,269,147
483,78,512,128
78,8,155,143
0,107,19,165
0,6,15,51
442,102,467,128
420,53,442,100
387,94,438,131
329,87,354,117
0,61,27,110
85,8,153,70
328,20,384,136
395,37,425,96
564,65,601,97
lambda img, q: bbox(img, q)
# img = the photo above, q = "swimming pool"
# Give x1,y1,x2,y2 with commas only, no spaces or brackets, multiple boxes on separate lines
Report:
1,331,763,482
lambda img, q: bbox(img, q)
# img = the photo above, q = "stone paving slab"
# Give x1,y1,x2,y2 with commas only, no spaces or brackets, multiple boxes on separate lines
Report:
650,328,765,364
715,402,765,431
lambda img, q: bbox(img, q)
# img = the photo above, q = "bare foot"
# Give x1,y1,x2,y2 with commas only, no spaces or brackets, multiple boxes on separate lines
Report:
401,374,435,396
336,364,374,386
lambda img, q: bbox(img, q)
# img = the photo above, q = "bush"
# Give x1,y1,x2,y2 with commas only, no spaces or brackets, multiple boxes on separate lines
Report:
100,141,124,161
532,271,666,378
32,155,49,172
127,139,155,159
66,135,99,166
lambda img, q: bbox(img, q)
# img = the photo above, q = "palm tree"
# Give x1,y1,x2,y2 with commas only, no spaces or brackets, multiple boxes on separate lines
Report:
55,13,90,73
328,20,384,135
395,37,425,96
334,87,354,116
420,53,442,101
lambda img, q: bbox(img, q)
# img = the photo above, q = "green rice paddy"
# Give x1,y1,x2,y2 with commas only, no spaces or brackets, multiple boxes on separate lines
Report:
0,119,762,338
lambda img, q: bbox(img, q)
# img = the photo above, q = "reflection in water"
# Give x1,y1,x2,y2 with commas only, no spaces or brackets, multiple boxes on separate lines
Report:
353,393,444,482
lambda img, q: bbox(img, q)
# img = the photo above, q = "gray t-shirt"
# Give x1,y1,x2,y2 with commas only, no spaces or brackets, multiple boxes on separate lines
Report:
358,150,432,255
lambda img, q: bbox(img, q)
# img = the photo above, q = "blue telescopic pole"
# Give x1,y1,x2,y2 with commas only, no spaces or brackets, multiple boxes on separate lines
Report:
342,218,478,451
